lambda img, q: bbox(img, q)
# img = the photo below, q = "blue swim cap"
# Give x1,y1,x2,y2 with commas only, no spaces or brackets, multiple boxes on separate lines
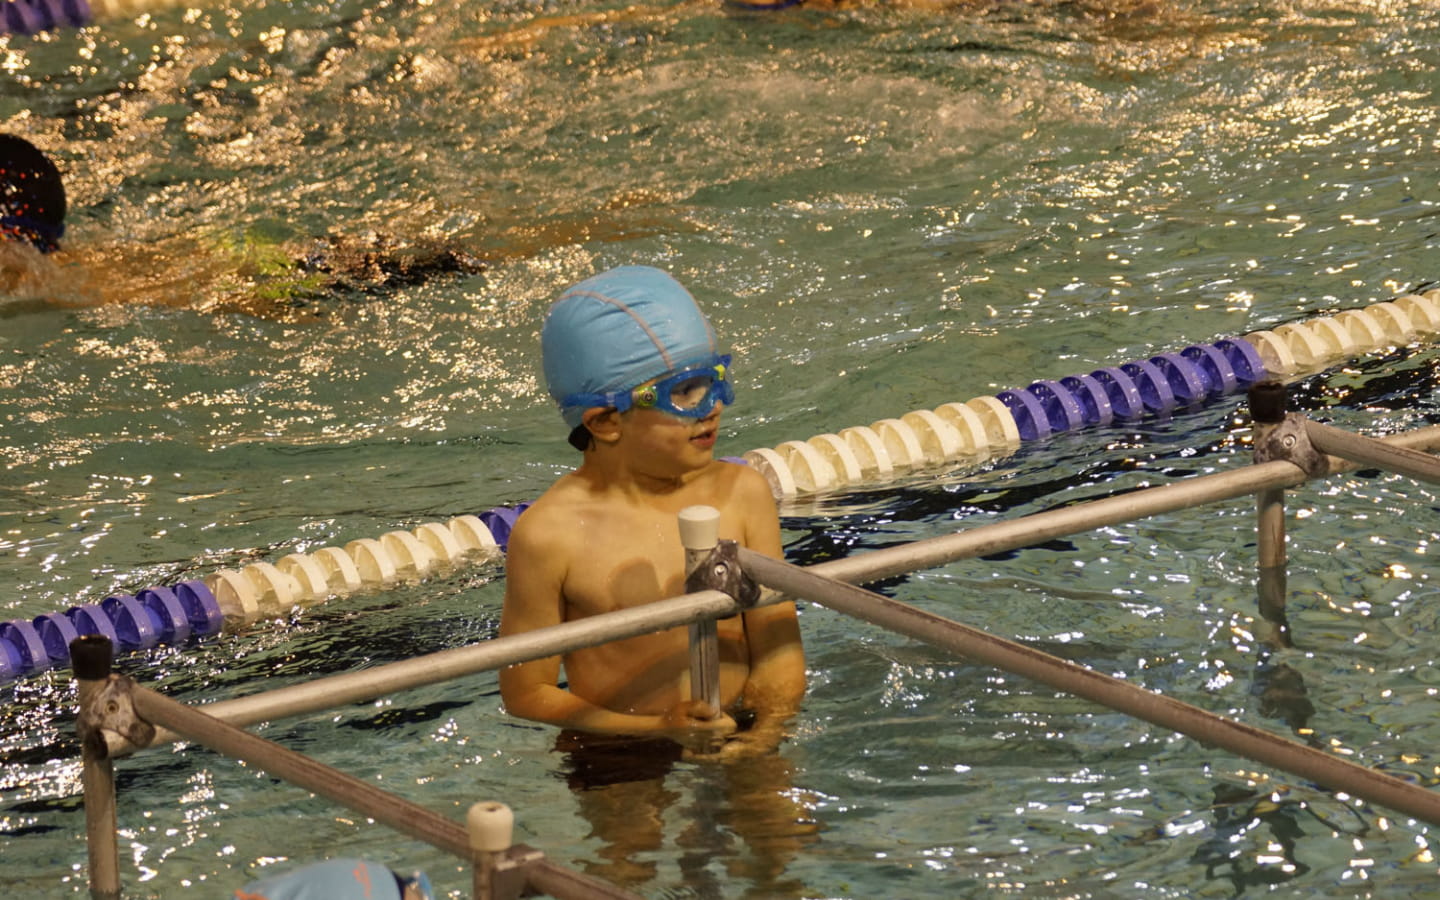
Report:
235,858,432,900
542,265,722,428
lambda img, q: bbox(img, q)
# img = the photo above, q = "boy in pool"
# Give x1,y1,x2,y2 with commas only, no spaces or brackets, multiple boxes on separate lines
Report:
499,265,806,759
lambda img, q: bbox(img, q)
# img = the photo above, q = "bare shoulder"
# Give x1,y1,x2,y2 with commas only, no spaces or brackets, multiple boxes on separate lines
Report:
729,459,778,503
705,460,782,555
506,475,588,558
709,459,778,513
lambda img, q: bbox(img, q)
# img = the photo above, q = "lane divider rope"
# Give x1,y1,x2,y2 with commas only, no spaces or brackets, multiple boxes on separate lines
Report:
740,291,1440,497
4,290,1438,680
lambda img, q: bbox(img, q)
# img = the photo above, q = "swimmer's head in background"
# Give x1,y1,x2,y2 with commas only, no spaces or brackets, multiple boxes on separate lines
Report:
542,265,729,450
0,134,65,254
234,857,434,900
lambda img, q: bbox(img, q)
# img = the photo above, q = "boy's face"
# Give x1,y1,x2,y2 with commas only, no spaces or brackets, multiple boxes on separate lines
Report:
577,355,732,469
614,393,726,477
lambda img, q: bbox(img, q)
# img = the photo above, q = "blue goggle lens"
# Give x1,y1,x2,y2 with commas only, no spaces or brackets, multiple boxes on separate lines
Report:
633,360,733,418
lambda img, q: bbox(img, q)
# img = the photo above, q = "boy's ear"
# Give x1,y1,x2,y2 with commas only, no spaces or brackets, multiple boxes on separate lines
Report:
581,407,622,444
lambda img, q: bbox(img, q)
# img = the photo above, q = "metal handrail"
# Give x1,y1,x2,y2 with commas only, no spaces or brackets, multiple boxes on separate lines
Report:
103,423,1440,757
81,403,1440,899
105,586,751,756
76,637,644,900
739,548,1440,826
805,423,1440,587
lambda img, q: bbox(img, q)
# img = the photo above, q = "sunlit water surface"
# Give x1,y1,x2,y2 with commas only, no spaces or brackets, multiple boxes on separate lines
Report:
3,0,1440,896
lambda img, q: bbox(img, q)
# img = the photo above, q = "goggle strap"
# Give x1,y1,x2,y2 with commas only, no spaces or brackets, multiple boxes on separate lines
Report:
562,390,634,414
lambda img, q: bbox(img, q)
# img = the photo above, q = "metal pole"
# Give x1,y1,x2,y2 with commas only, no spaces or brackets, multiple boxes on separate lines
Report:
106,422,1440,758
1305,420,1440,485
802,425,1440,588
680,506,722,711
738,549,1440,826
108,586,746,756
524,859,650,899
74,636,122,900
127,683,472,858
1251,381,1292,648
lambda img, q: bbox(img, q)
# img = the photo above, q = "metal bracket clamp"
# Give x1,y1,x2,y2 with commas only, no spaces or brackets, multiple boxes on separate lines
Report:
77,675,156,759
684,539,761,608
1254,413,1330,477
484,843,546,900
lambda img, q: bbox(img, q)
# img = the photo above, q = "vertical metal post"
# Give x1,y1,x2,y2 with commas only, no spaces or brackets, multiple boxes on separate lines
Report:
469,800,514,900
1250,380,1292,649
73,635,121,900
679,505,722,710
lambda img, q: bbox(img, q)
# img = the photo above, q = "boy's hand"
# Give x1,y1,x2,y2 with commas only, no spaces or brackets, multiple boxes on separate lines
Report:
692,715,789,761
662,700,736,753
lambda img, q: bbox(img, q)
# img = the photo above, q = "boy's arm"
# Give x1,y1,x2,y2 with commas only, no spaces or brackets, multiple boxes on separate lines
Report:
498,509,735,745
729,468,807,753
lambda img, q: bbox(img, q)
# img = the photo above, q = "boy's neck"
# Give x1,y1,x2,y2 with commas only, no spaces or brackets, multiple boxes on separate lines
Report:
576,448,713,498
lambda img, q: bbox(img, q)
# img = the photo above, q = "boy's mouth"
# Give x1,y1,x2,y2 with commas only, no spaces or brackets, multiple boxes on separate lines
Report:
691,426,718,448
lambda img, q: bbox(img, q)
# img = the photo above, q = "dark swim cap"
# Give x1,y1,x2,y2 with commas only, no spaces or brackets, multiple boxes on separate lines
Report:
0,134,65,254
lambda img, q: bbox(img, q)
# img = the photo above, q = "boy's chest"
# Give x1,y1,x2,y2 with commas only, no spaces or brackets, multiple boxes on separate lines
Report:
561,502,735,618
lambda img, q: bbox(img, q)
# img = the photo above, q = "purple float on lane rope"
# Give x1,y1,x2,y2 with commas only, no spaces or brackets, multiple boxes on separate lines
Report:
1150,353,1209,405
175,580,224,636
0,637,24,680
33,611,80,664
997,388,1053,441
1025,380,1086,433
1214,338,1267,383
0,619,50,673
1120,360,1178,413
1180,344,1239,396
67,603,121,645
138,586,193,644
102,594,161,651
1089,367,1146,419
1059,373,1116,426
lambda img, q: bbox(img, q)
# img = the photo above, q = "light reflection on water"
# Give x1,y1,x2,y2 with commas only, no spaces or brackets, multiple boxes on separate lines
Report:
4,0,1440,895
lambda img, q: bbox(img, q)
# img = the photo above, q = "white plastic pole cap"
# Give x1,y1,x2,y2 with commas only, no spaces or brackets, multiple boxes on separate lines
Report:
678,505,721,550
468,800,515,853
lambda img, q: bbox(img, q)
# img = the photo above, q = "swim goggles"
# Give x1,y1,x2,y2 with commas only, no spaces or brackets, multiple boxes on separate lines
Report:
564,354,734,420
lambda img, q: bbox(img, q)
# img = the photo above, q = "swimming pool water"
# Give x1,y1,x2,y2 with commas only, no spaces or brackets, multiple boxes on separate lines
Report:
3,0,1440,896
